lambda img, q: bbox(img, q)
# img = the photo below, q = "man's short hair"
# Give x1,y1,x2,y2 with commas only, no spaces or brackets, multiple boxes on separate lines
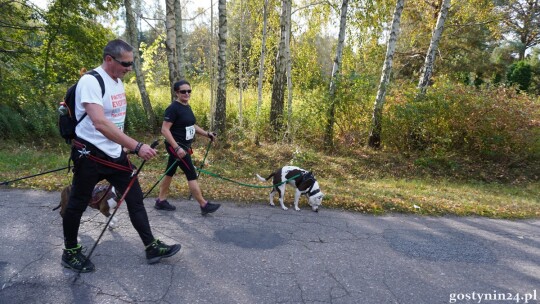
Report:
103,39,133,60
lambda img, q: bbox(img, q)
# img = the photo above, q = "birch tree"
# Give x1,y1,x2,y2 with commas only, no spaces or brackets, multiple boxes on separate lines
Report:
238,0,245,126
165,0,178,100
255,0,269,144
417,0,451,96
174,0,185,79
214,0,227,136
284,1,293,141
270,0,291,136
323,0,349,150
124,0,157,131
368,0,405,148
210,0,216,129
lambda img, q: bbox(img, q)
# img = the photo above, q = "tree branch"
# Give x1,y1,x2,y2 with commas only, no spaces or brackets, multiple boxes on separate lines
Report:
292,0,333,15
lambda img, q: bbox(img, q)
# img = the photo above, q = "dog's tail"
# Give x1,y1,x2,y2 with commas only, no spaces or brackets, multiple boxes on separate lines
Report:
256,172,273,182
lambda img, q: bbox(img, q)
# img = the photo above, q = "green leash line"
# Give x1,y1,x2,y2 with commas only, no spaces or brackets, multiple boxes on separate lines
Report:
196,167,301,189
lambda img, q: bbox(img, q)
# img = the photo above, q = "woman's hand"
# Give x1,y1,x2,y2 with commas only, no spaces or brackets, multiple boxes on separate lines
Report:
174,145,186,158
207,131,217,142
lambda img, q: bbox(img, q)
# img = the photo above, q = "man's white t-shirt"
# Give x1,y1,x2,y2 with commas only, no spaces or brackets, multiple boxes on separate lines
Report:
75,66,127,158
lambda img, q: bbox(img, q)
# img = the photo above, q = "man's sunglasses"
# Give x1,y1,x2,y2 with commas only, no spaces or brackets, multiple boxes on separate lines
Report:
108,55,133,67
177,90,192,94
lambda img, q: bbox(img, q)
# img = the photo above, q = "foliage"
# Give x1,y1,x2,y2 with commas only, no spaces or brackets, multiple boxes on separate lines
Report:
0,1,44,108
0,105,26,140
0,99,57,141
384,79,540,161
0,0,120,116
393,0,501,84
529,48,540,95
139,33,170,86
496,0,540,60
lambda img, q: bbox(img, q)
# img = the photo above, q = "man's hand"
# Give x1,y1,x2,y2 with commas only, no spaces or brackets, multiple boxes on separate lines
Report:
137,143,157,160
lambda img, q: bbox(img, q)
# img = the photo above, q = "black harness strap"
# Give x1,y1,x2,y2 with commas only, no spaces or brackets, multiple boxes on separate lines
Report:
299,172,320,197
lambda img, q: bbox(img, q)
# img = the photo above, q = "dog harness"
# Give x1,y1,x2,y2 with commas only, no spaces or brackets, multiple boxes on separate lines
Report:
299,172,321,197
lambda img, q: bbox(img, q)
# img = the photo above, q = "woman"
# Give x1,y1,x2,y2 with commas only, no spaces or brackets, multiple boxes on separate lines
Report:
155,80,220,215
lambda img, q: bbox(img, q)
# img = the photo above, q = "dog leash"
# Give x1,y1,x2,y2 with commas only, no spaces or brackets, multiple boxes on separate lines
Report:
1,166,70,186
196,167,301,188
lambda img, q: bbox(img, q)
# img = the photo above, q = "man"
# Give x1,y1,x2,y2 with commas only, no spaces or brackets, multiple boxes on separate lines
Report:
62,39,180,273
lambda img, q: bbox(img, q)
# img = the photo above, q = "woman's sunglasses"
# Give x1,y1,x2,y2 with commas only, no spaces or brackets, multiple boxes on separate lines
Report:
177,90,192,94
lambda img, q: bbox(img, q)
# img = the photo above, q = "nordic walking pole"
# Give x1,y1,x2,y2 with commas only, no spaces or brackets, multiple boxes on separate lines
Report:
73,140,159,283
188,140,212,200
143,159,178,199
1,166,70,186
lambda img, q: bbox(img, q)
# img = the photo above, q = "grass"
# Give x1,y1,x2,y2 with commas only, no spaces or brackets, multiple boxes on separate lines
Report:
0,138,538,219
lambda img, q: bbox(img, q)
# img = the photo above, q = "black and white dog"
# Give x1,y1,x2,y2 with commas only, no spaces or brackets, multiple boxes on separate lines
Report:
256,166,324,212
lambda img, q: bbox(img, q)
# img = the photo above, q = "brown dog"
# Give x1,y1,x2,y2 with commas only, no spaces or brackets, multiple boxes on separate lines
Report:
55,184,120,229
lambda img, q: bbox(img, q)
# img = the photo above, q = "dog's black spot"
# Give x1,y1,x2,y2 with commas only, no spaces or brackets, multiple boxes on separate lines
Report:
215,227,285,249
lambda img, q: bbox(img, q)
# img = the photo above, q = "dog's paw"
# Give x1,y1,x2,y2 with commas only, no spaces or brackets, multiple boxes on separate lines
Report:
281,206,288,211
294,207,301,211
108,216,119,230
269,202,275,207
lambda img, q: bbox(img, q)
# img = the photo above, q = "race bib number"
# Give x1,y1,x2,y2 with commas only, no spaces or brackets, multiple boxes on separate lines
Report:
185,125,195,140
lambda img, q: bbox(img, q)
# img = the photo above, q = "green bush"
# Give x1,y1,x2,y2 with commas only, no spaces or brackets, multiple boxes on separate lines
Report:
507,61,532,91
22,102,58,139
0,105,26,139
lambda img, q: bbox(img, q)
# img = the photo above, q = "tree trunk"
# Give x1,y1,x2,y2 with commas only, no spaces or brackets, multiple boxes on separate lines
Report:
165,0,178,100
238,0,244,127
210,0,216,129
174,0,185,79
285,4,293,142
214,0,227,136
323,0,349,150
255,0,269,145
368,0,405,148
417,0,451,96
125,0,157,132
270,0,291,137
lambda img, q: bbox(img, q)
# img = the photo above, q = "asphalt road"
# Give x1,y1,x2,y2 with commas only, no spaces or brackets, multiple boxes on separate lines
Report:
0,188,539,304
